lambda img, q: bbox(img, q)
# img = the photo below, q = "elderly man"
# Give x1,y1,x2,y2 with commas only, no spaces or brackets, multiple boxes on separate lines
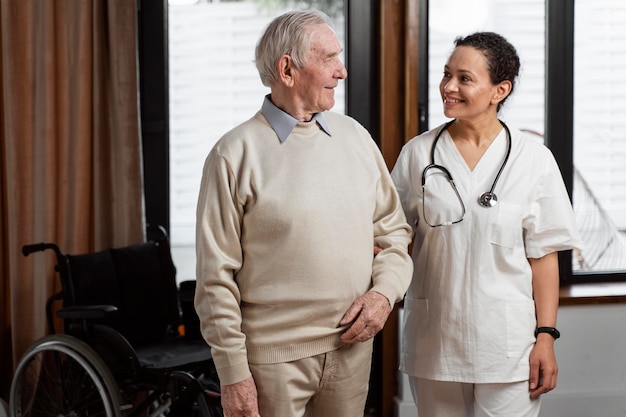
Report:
195,9,413,417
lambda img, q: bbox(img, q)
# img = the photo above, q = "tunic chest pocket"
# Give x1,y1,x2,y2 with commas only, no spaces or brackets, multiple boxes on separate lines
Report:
490,202,523,249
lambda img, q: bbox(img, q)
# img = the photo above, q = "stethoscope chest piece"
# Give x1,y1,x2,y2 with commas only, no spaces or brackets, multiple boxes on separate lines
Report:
426,119,511,216
479,191,498,208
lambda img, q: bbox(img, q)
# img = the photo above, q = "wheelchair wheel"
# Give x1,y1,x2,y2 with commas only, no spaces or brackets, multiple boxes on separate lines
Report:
167,371,223,417
10,334,123,417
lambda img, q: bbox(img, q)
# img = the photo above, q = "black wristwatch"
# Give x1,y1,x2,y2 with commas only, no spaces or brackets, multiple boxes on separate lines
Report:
535,327,560,340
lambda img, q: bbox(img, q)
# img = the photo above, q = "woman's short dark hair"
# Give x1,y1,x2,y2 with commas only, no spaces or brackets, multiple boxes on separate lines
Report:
454,32,520,110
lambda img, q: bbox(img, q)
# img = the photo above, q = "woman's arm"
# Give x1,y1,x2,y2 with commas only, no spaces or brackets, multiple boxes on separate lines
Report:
528,251,560,398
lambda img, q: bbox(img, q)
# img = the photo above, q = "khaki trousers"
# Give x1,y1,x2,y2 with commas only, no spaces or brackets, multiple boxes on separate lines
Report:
249,339,373,417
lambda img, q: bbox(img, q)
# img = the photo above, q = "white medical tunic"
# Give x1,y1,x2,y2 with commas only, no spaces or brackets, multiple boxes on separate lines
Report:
391,123,582,383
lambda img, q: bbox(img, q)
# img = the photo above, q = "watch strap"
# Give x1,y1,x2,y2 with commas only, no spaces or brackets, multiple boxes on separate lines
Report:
535,326,560,339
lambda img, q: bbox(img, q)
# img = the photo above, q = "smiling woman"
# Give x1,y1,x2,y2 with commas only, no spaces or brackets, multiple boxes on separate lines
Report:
392,30,581,417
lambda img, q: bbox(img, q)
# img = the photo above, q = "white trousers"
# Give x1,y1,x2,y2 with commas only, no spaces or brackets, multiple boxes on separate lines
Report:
409,376,541,417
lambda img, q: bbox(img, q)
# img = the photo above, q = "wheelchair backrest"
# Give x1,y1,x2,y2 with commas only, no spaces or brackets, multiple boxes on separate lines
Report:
64,239,180,346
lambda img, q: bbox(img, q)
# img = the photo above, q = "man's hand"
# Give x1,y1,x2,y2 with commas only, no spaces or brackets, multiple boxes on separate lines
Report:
221,375,261,417
528,335,558,399
339,291,392,343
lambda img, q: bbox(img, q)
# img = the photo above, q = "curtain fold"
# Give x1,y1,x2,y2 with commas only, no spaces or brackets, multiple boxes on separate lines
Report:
0,0,145,399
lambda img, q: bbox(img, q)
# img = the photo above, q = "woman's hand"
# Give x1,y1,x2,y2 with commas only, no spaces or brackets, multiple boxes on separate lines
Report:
528,334,558,398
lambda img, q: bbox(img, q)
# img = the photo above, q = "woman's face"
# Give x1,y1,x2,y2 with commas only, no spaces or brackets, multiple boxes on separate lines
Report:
439,46,500,121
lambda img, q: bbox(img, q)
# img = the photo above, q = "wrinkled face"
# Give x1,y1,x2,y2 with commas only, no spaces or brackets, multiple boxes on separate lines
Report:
439,46,499,121
291,24,347,118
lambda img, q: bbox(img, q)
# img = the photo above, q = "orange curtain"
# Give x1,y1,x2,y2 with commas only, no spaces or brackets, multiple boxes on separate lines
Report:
0,0,145,399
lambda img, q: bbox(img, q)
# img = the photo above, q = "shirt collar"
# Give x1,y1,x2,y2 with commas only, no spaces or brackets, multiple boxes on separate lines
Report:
261,95,332,143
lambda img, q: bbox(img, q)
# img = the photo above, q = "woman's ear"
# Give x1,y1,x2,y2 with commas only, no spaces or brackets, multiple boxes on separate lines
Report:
277,55,295,87
493,80,512,105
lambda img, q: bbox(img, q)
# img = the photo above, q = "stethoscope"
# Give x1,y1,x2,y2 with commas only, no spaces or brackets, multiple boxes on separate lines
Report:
423,119,512,209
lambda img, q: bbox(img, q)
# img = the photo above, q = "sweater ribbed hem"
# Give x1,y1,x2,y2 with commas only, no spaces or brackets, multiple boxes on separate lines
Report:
247,334,345,365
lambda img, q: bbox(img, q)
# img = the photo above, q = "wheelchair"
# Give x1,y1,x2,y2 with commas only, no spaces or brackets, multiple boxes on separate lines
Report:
9,226,223,417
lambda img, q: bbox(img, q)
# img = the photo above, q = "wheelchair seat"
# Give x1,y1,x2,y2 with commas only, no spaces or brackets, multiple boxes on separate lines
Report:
11,226,222,416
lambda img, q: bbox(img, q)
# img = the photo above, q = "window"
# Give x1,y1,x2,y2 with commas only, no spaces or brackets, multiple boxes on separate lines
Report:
424,0,626,283
545,0,626,283
428,0,545,134
144,0,626,301
572,0,626,274
167,0,346,283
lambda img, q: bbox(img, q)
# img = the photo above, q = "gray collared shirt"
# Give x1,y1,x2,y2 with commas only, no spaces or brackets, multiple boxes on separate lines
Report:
260,95,332,143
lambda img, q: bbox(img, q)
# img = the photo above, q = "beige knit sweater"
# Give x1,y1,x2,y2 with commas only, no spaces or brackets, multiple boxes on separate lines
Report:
195,110,413,385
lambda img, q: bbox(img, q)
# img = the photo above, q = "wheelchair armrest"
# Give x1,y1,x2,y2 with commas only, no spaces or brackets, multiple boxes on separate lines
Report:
57,305,118,320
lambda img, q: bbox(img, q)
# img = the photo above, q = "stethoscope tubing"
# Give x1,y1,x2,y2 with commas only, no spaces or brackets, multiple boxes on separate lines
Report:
427,119,512,208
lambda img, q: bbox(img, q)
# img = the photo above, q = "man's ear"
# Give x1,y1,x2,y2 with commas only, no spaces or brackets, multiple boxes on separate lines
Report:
277,54,295,87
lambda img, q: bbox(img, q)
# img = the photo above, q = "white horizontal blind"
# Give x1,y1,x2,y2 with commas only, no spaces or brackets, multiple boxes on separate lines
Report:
168,1,345,281
169,2,273,249
573,0,626,271
574,0,626,229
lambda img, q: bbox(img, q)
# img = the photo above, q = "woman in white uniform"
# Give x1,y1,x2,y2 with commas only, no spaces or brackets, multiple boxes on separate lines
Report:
391,32,583,417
